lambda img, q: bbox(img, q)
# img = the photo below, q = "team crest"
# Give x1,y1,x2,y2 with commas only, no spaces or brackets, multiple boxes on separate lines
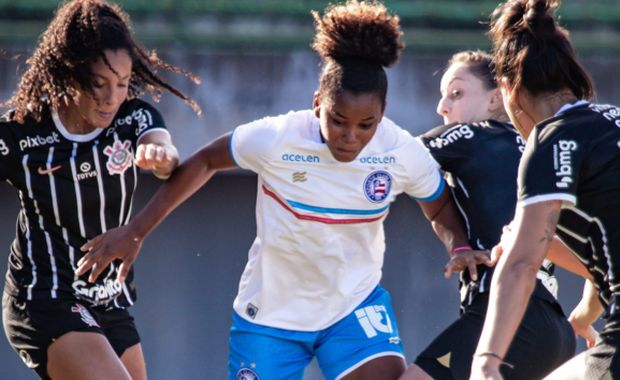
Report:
71,303,100,327
237,368,260,380
103,139,133,175
363,170,392,203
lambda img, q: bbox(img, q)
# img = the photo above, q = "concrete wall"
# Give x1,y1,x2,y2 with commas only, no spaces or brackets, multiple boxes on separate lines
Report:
0,49,615,378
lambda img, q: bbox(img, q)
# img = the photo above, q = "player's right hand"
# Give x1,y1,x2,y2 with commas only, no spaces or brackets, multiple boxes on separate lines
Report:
444,250,494,281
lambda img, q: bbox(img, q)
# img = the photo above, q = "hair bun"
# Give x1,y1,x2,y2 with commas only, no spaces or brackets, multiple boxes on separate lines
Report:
524,0,558,40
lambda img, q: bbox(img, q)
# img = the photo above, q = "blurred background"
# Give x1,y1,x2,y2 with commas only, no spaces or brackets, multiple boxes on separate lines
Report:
0,1,619,378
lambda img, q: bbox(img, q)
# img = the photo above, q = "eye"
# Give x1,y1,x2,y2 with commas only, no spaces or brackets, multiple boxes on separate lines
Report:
331,116,344,126
359,123,373,130
450,89,462,99
92,81,105,89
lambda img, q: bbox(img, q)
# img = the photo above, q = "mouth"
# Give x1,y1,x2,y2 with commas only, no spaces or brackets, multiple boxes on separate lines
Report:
333,147,359,162
97,110,116,120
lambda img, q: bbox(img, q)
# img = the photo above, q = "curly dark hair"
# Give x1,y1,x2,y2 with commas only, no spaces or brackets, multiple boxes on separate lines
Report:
312,0,404,106
489,0,593,99
2,0,201,123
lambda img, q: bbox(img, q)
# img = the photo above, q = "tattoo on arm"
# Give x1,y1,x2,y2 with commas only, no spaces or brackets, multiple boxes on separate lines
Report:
538,208,560,243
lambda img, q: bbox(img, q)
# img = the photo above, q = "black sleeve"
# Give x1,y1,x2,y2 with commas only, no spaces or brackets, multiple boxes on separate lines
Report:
518,125,584,206
418,123,474,172
126,100,168,143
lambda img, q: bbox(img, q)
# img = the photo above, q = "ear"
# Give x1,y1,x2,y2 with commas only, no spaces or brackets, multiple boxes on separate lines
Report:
313,91,321,118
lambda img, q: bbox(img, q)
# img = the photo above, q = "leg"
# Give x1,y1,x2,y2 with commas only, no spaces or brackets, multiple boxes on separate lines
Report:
398,363,433,380
47,331,131,380
544,351,589,380
316,286,406,380
341,355,406,380
121,343,147,380
228,312,313,380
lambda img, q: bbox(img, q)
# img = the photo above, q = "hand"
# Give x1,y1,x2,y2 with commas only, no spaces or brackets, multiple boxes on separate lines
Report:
568,312,599,348
134,142,179,179
470,355,504,380
76,225,142,283
490,222,516,264
444,250,494,281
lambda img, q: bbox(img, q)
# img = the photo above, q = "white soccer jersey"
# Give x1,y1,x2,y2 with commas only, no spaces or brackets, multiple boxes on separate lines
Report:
230,109,443,331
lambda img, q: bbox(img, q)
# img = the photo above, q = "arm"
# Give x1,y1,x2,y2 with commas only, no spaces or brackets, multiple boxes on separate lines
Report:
547,236,591,279
568,279,603,348
76,132,235,282
135,130,179,179
470,199,561,380
417,186,491,280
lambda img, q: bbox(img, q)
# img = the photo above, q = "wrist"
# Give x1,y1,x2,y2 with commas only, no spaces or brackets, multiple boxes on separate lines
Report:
474,352,514,369
450,245,473,255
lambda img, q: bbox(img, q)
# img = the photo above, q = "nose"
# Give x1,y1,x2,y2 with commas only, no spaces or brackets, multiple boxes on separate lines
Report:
437,95,450,118
342,127,357,144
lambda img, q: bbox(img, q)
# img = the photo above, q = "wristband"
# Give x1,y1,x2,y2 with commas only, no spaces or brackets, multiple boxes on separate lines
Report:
450,245,472,255
475,352,514,369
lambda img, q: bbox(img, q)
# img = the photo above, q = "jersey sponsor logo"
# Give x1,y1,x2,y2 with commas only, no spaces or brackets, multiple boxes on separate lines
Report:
355,305,393,338
37,164,62,175
71,303,100,327
281,153,320,163
237,368,260,380
76,162,98,181
18,132,60,151
103,139,133,175
0,138,9,155
428,124,474,149
591,103,620,128
363,170,392,203
73,278,123,304
553,140,577,189
292,171,307,182
359,155,396,165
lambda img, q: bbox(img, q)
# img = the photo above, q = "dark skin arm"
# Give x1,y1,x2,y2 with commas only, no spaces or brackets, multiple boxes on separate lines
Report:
76,132,235,283
417,185,492,280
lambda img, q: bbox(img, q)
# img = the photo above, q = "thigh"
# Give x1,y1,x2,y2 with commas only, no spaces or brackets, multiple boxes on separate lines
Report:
316,286,405,380
503,298,576,380
120,343,146,380
228,313,313,380
47,331,131,380
96,306,143,375
2,293,109,379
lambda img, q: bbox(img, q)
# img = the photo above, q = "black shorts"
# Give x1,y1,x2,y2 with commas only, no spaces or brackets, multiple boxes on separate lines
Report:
414,293,575,380
582,318,620,380
2,292,140,379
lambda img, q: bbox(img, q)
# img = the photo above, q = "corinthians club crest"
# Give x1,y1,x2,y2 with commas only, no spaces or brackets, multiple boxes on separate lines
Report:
103,139,133,175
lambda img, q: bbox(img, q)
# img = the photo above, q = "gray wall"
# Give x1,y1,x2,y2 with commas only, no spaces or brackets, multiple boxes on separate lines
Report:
0,50,616,378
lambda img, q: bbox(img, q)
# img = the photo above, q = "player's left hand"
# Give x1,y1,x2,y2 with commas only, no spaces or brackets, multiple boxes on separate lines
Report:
134,142,179,179
444,250,494,280
76,225,142,283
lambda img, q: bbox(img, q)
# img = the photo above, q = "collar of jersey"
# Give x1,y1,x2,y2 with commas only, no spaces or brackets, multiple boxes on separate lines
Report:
51,111,106,142
554,100,589,117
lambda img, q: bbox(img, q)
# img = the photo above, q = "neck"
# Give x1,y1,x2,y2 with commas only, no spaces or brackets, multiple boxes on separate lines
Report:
57,104,95,135
515,88,578,139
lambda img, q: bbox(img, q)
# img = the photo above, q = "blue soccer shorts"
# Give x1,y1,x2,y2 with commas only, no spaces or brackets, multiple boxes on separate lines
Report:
228,285,405,380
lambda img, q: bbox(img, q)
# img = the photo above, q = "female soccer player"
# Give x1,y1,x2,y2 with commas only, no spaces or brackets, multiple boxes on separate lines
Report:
76,1,474,379
0,0,199,378
399,50,575,380
471,0,620,379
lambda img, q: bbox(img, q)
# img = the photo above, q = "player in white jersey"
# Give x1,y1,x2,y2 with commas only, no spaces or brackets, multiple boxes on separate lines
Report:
76,1,476,379
1,1,200,379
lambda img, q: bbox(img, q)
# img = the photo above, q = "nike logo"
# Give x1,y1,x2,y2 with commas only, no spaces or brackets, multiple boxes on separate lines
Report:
37,165,62,175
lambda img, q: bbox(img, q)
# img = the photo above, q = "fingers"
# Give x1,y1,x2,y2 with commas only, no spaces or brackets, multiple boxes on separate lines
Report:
117,257,135,284
134,144,170,169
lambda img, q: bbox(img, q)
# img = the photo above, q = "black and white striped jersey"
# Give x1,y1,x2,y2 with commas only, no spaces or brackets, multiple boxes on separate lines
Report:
519,102,620,316
0,98,167,308
420,120,557,308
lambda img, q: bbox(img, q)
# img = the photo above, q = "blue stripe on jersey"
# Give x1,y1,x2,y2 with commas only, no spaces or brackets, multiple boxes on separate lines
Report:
412,173,445,202
287,199,390,215
229,129,239,167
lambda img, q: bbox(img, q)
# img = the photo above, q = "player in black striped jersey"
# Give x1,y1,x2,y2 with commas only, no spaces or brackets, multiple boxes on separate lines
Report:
472,1,620,379
0,1,200,379
400,51,575,380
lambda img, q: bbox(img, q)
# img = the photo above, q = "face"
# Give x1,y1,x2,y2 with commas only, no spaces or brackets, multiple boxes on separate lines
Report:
437,62,498,125
68,49,132,131
313,90,384,162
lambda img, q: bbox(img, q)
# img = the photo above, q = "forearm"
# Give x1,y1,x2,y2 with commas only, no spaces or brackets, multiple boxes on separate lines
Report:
420,188,469,254
572,279,604,324
547,237,591,279
476,257,538,358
